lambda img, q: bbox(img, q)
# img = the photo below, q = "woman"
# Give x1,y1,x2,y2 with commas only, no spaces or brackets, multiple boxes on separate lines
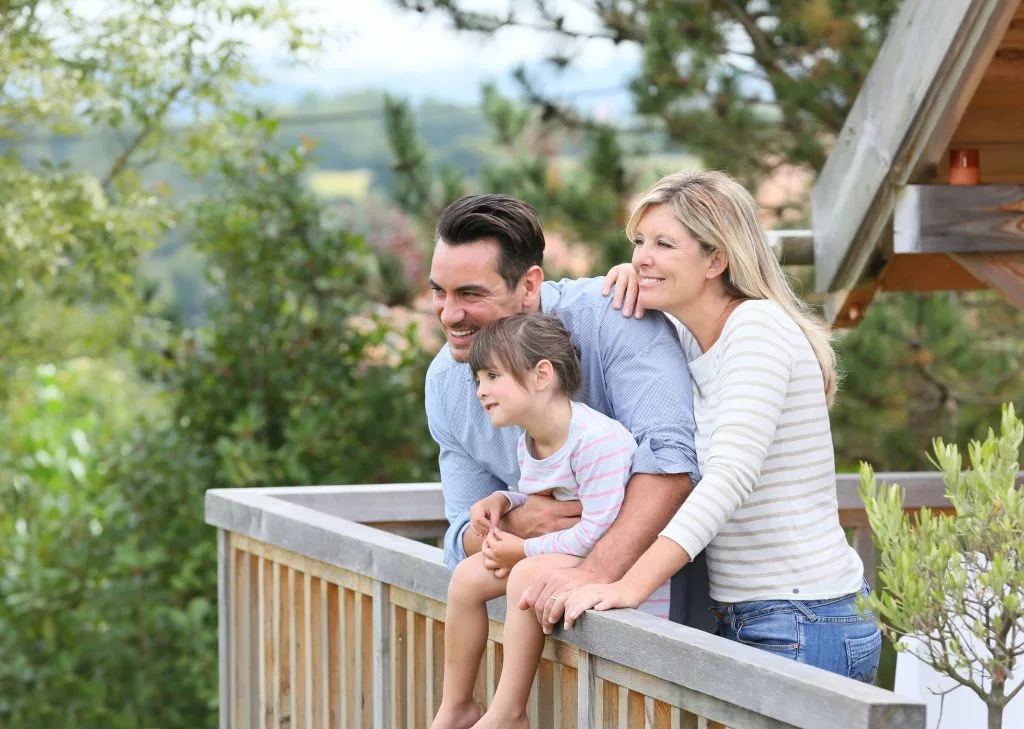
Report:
562,170,881,683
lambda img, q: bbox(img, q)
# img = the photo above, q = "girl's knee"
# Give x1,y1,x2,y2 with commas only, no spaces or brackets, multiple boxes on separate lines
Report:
506,558,541,597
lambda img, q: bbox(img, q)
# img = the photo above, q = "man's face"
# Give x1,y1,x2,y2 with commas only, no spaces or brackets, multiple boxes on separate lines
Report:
429,240,525,362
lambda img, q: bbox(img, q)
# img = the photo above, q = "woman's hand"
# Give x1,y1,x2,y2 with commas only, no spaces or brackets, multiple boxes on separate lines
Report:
470,493,508,537
562,580,642,629
602,263,645,319
481,528,525,572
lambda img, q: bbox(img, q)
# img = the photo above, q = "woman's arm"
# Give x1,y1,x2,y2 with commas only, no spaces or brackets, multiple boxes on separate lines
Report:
562,536,690,628
602,263,646,318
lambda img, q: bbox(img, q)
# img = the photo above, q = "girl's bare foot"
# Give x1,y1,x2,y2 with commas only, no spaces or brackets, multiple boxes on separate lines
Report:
471,708,529,729
430,701,482,729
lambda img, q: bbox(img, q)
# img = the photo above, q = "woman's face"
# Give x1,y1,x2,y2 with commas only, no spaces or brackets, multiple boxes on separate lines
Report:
631,204,714,313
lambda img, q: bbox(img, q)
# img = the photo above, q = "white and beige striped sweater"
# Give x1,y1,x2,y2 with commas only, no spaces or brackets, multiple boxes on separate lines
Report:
661,300,864,603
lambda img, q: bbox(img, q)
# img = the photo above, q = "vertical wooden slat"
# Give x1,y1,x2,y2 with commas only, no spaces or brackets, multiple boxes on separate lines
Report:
706,720,728,729
626,690,645,728
412,611,427,729
340,587,351,729
348,588,360,729
257,557,268,729
370,585,387,729
390,604,408,729
560,664,576,729
485,641,497,708
679,708,699,729
651,698,669,729
309,577,323,729
328,583,340,729
321,583,329,729
271,562,282,729
249,555,260,728
362,593,374,729
218,530,232,729
473,641,488,708
424,617,436,722
431,618,445,717
282,566,294,729
600,679,618,728
527,670,540,728
233,548,244,729
577,652,595,729
538,659,555,729
295,571,307,729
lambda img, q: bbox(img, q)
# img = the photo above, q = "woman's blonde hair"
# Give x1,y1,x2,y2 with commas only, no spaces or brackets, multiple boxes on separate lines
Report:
626,170,838,404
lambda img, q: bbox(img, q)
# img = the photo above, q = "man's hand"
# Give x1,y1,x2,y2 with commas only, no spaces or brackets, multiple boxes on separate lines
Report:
502,494,581,539
480,529,525,572
470,493,508,537
517,564,608,635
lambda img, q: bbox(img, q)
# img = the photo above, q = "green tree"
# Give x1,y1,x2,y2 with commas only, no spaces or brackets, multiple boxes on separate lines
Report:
1,0,315,389
389,0,1024,468
859,404,1024,729
394,0,902,188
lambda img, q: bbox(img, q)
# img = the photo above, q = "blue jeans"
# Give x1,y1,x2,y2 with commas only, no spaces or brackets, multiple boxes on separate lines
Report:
709,582,882,683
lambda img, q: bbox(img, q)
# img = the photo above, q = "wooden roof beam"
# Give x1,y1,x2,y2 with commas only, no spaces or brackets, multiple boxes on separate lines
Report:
811,0,1019,324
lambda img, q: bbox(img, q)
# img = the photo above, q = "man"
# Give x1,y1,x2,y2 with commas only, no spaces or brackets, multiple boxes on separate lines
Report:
425,193,712,632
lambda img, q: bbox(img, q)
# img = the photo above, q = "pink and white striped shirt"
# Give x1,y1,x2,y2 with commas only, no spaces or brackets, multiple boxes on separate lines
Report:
501,401,671,618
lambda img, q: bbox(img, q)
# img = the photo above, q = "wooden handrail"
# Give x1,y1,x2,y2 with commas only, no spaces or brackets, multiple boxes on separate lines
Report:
205,482,941,729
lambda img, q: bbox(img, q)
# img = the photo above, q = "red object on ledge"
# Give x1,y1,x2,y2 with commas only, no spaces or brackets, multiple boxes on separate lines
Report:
949,148,980,186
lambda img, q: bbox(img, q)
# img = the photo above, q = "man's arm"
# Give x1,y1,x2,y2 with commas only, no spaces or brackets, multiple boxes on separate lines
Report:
577,472,691,580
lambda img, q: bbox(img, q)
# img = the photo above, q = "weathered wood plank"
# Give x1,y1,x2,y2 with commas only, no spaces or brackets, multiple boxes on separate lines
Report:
539,659,556,729
372,581,391,729
810,0,1018,306
413,611,428,729
953,251,1024,309
577,652,596,729
218,530,232,729
295,571,307,729
327,583,340,729
232,534,374,596
390,603,407,729
282,567,294,729
361,593,374,729
310,577,324,729
952,108,1024,143
895,185,1024,255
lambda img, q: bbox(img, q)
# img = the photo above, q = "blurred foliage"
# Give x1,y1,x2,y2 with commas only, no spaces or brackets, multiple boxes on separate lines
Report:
1,1,438,726
860,404,1024,727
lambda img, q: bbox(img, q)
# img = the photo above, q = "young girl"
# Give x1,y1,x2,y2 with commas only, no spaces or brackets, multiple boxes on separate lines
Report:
430,312,669,729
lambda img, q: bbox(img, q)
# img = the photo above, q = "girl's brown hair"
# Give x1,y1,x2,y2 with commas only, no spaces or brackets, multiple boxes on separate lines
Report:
468,313,583,396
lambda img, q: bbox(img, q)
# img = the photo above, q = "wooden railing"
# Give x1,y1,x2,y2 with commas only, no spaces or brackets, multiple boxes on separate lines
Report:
202,473,991,729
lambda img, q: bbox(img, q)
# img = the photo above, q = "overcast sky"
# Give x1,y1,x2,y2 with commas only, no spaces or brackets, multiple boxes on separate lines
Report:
259,1,640,114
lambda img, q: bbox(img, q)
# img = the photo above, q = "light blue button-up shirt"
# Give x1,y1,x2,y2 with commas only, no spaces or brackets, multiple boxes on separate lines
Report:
425,277,700,570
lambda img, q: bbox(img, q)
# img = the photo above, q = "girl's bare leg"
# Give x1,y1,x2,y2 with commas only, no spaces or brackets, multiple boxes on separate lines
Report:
431,553,508,729
472,554,581,729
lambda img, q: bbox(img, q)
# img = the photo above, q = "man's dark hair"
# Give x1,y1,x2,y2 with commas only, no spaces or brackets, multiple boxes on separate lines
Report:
469,313,583,396
435,194,545,290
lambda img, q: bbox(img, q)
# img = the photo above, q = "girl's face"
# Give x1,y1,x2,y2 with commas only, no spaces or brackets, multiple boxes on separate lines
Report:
474,363,534,428
631,204,716,313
